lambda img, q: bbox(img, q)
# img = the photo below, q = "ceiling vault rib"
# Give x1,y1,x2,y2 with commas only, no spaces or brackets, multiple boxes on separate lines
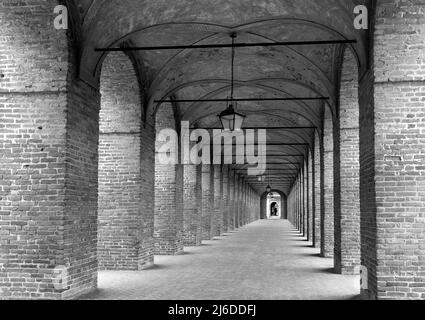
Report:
191,127,316,130
95,39,356,52
155,97,329,103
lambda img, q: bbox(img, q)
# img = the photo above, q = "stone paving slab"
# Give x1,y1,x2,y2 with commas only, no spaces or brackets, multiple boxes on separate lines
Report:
81,220,360,300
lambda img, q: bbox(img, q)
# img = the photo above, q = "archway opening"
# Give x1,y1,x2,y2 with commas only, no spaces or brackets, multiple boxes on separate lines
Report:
267,194,281,219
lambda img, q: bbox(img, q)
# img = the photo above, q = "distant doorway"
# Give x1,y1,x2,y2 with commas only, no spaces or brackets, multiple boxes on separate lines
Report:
267,193,281,219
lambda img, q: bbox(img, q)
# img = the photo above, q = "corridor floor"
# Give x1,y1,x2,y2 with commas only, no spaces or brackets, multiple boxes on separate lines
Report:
82,220,360,300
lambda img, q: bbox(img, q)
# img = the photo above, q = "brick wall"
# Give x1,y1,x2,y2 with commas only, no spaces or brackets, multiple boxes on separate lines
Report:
281,194,288,220
360,0,425,299
222,166,229,232
297,176,301,231
313,132,322,248
183,164,202,246
334,48,360,275
154,103,183,255
98,51,154,270
303,162,308,238
234,175,240,228
0,0,98,299
228,167,235,230
321,107,334,258
359,68,377,299
308,151,314,241
201,165,213,240
212,164,223,237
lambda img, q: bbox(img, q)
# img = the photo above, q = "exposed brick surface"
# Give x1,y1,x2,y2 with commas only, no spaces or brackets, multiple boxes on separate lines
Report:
308,151,314,242
313,133,322,248
98,52,154,271
222,166,230,233
2,0,425,301
228,169,235,230
154,103,183,255
0,0,99,299
201,165,213,240
183,164,202,246
359,0,425,300
321,107,334,258
213,165,223,237
334,48,360,275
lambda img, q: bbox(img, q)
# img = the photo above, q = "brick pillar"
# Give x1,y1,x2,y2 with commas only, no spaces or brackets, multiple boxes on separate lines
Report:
321,107,334,258
242,181,247,226
303,164,308,237
98,51,154,271
282,194,288,220
222,166,229,232
183,163,202,246
334,48,360,275
308,151,314,241
239,180,243,227
298,177,302,231
313,133,322,248
298,176,302,231
359,1,425,300
247,185,252,224
0,1,99,299
213,164,223,237
239,177,246,227
201,165,213,240
235,176,241,228
154,103,183,255
294,180,297,226
228,169,235,230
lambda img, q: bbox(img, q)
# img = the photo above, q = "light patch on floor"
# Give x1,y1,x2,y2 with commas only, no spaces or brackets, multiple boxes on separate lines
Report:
82,220,360,300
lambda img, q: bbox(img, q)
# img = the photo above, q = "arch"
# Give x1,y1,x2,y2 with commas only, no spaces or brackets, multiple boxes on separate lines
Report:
98,51,154,270
260,189,288,220
333,46,360,275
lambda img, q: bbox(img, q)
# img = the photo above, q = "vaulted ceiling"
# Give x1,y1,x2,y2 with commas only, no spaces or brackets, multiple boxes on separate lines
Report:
69,0,370,194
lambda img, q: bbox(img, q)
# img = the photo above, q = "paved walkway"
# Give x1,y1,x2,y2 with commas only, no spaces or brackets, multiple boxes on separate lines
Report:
82,220,360,300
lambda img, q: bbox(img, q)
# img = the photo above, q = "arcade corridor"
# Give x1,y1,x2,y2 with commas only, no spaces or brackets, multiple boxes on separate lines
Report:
1,0,425,301
82,220,359,300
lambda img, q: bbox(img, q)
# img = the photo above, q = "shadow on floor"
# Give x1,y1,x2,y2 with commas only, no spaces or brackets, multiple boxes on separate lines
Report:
297,252,322,258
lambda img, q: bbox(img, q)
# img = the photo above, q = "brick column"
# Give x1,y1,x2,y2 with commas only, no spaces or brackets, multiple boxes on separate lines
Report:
222,166,230,232
302,165,307,237
282,194,288,220
236,176,241,228
243,181,247,226
308,150,314,241
334,48,360,275
213,164,223,237
201,165,213,240
313,133,322,248
183,164,202,246
154,103,184,255
0,1,99,299
321,108,334,258
98,52,154,271
228,169,235,230
297,176,301,231
359,1,425,300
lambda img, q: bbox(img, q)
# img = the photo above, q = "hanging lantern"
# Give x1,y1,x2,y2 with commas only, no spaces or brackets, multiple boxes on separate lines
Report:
266,168,271,193
219,103,246,132
218,33,245,132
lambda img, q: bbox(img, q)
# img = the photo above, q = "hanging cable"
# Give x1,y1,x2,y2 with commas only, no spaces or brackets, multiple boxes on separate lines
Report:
230,33,236,100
